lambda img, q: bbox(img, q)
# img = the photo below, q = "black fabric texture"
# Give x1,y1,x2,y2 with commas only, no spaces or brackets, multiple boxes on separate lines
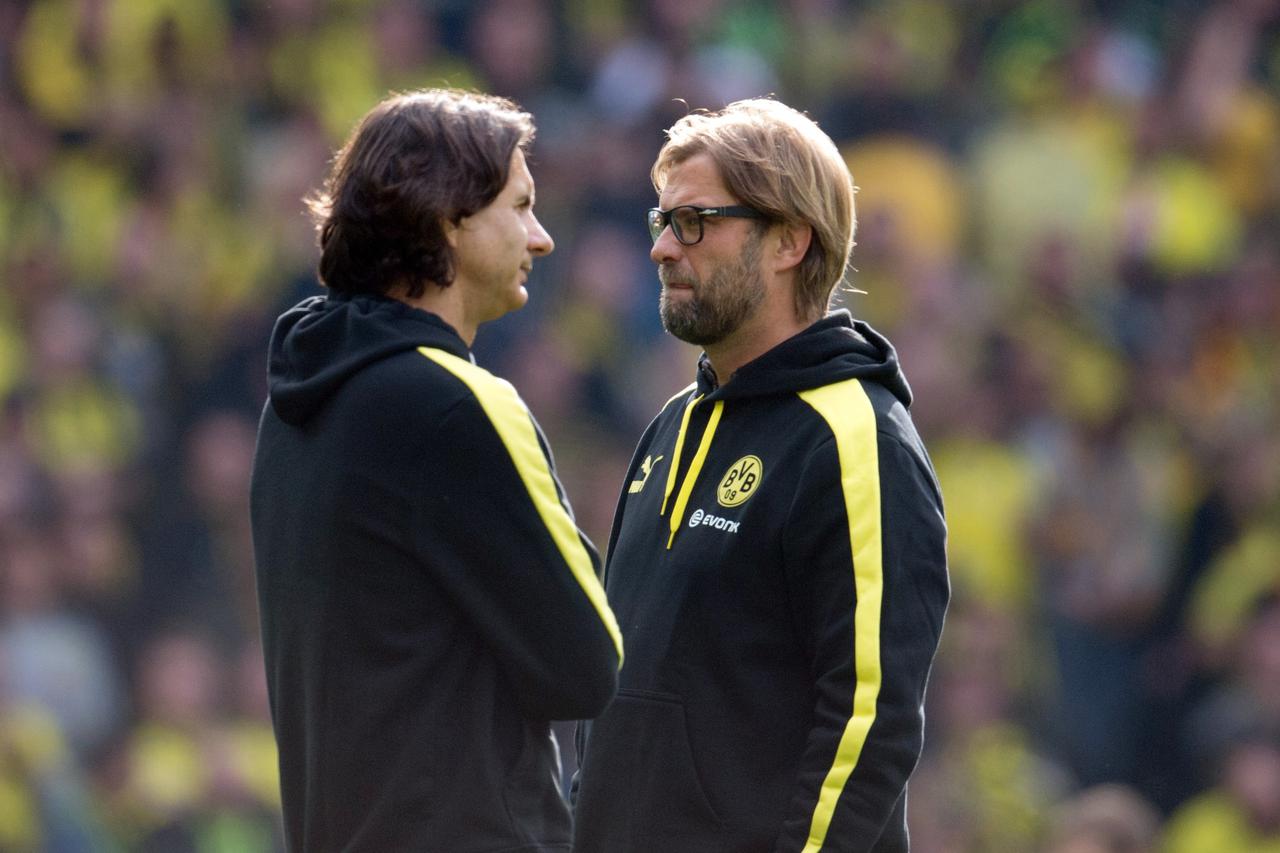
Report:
251,292,619,852
573,311,949,853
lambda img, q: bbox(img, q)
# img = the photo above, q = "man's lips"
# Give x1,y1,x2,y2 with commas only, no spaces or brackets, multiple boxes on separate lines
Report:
659,265,694,290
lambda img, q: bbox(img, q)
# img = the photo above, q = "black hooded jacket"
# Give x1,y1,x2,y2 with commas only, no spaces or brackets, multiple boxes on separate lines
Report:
249,293,622,852
573,311,949,853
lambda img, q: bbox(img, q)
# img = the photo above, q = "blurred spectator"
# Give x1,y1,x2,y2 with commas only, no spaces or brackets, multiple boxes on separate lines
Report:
0,523,124,757
136,409,259,650
1031,404,1181,788
1182,594,1280,792
908,597,1072,851
1162,730,1280,853
1041,784,1161,853
97,627,282,851
0,687,107,851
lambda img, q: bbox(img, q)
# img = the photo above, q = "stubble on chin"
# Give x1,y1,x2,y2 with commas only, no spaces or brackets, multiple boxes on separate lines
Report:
657,238,765,347
659,287,705,344
658,262,707,344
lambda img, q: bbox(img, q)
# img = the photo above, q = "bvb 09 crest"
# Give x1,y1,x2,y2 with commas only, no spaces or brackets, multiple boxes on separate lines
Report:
717,455,762,507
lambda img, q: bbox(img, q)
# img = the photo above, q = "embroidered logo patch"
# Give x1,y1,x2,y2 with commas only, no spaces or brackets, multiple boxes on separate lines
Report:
717,455,762,507
628,454,665,494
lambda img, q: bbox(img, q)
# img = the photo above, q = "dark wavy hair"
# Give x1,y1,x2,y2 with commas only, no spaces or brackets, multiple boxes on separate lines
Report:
305,89,535,298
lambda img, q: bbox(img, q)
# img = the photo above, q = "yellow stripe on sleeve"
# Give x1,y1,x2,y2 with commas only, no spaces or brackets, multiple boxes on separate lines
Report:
796,379,883,852
419,347,624,664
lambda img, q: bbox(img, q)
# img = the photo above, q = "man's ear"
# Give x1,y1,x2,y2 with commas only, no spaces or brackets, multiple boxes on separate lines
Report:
443,217,461,249
774,222,812,274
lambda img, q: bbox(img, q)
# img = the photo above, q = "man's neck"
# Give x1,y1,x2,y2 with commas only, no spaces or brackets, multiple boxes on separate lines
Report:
388,282,476,347
702,311,808,384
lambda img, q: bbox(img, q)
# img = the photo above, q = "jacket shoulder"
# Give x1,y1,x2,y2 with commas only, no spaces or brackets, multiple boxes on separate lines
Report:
347,346,515,416
635,381,697,437
414,347,536,430
797,377,935,472
662,382,698,410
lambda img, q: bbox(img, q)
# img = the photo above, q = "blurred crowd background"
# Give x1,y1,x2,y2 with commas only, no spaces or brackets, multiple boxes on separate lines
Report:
1,0,1278,850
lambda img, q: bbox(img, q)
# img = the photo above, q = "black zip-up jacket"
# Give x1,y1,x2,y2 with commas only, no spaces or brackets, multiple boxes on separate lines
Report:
573,311,948,852
249,293,623,852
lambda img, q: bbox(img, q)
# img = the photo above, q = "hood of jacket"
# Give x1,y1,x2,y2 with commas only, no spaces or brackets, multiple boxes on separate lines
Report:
266,292,470,426
696,310,912,406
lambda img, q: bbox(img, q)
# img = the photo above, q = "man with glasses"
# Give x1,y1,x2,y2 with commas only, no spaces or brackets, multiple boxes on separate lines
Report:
573,98,950,852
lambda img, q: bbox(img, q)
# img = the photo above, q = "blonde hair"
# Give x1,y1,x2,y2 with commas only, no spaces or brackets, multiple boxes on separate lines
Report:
652,99,856,321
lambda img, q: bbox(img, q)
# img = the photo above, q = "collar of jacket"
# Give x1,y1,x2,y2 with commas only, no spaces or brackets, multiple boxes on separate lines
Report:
267,291,472,426
657,311,912,548
693,309,912,407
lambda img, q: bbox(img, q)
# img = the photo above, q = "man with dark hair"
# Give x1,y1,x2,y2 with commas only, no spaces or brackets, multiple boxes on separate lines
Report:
249,89,622,852
573,98,948,852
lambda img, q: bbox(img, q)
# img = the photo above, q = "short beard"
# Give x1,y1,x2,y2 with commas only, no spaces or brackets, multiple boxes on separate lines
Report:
659,231,765,346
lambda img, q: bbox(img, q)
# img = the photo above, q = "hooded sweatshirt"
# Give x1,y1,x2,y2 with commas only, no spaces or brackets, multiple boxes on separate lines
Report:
249,292,622,853
573,311,949,853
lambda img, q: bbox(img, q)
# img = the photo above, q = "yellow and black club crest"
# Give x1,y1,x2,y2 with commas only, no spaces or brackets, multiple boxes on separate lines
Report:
717,455,762,507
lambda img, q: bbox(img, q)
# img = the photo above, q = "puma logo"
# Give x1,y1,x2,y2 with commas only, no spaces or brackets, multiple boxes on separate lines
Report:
628,454,665,494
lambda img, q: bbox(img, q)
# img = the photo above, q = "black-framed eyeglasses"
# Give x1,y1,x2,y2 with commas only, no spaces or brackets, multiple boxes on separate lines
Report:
646,205,767,246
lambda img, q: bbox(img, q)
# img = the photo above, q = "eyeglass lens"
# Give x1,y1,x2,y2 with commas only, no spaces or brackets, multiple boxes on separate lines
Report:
647,209,665,243
648,207,704,245
671,208,701,244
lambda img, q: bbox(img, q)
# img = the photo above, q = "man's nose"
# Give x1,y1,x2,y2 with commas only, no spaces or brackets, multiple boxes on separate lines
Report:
528,214,554,256
650,225,682,265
